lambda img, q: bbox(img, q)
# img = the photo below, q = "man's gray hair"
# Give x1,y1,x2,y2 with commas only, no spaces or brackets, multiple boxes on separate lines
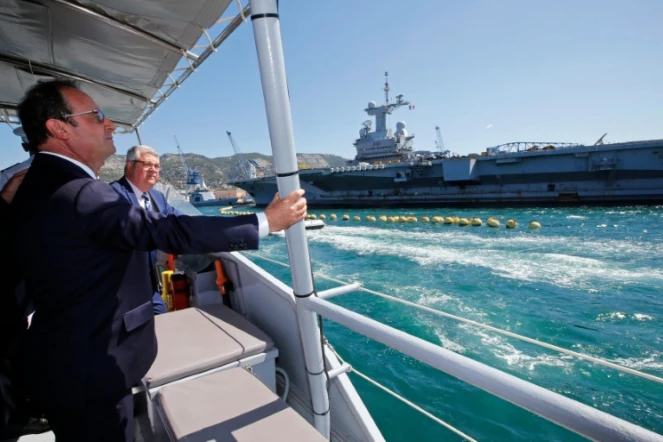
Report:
125,145,159,173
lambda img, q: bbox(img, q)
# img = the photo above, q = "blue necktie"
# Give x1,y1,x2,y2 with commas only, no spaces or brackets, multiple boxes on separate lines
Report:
142,192,152,211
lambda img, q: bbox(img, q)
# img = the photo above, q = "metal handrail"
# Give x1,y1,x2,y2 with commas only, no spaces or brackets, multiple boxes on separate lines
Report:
327,344,477,442
237,251,663,439
245,251,663,385
303,295,662,441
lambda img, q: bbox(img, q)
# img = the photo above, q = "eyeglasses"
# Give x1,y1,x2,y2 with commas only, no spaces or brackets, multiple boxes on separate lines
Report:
62,109,105,123
133,160,161,171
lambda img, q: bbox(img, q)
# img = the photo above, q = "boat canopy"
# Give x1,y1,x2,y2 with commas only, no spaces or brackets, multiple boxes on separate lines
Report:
0,0,249,133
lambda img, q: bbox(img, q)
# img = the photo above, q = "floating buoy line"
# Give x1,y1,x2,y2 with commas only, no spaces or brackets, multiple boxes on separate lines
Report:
304,214,540,228
219,207,542,229
219,210,255,215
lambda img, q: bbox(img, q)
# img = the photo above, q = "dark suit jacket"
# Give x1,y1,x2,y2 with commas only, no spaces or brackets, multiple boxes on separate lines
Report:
110,177,182,314
110,176,181,218
0,198,28,427
11,153,258,409
0,198,26,355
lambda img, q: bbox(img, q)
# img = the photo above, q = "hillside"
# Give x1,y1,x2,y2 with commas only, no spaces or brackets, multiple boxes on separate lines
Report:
99,152,348,189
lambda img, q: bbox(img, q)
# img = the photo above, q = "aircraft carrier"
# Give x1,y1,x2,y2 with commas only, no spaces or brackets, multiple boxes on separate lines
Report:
232,74,663,208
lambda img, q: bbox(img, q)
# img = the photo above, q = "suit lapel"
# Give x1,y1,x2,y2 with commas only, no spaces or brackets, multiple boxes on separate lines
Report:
119,177,140,207
149,189,163,214
117,177,162,213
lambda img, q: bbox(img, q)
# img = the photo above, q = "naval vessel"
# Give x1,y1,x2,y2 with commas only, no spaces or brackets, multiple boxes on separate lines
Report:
185,169,226,207
232,74,663,208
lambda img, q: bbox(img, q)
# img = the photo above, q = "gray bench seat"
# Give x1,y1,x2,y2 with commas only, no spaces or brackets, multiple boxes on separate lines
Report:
156,367,326,441
144,303,274,390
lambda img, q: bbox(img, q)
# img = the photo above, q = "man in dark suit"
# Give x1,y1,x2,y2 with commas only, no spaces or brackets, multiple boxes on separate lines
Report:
11,79,306,441
1,140,51,438
111,145,181,315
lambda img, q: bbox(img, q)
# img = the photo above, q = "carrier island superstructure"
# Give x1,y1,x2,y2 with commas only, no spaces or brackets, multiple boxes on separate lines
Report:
232,74,663,208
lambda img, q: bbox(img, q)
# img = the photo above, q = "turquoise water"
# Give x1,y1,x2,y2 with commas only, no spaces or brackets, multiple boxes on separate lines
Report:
201,206,663,441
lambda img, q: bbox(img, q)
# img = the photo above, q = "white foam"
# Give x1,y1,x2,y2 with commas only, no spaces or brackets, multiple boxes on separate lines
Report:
434,328,467,353
316,226,663,290
319,224,659,260
596,312,656,322
633,313,656,321
418,293,455,305
611,353,663,371
460,326,574,372
414,289,488,322
597,312,627,321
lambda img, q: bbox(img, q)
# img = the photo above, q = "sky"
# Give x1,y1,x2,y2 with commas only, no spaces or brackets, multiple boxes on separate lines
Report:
1,0,662,169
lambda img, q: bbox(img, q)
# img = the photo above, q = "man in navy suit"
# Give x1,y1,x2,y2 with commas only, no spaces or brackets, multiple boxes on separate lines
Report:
11,79,306,442
111,145,180,315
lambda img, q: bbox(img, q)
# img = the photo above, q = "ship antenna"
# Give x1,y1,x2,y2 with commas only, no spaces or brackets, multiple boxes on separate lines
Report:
384,71,390,105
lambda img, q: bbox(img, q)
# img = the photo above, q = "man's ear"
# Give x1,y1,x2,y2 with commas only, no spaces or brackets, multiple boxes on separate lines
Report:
44,119,70,140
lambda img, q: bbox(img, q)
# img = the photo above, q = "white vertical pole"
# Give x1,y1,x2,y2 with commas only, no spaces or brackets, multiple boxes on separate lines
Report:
248,0,330,438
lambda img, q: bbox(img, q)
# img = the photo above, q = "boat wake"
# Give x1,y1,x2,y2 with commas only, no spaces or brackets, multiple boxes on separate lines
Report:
307,226,663,290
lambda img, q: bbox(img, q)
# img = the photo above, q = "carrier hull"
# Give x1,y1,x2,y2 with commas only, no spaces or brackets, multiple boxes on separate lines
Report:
233,140,663,208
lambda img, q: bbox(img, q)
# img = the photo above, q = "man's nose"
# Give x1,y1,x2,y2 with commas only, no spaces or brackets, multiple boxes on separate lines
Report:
105,118,116,131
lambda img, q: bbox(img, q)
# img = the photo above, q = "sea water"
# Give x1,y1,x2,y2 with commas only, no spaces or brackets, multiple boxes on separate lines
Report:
200,205,663,441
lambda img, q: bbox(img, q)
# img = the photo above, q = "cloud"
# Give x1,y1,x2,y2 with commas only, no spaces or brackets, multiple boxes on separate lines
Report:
485,124,493,129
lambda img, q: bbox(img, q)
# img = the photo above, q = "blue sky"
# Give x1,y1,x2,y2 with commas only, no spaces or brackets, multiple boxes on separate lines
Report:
1,0,661,169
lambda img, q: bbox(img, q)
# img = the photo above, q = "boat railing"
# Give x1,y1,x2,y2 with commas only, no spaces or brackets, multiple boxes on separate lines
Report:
245,251,663,441
325,342,478,442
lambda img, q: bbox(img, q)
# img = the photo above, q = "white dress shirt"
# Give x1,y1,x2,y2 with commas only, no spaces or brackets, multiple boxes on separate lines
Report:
125,178,151,210
255,212,269,237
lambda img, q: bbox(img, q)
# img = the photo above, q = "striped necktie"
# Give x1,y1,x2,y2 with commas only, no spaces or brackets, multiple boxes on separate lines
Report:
141,192,152,211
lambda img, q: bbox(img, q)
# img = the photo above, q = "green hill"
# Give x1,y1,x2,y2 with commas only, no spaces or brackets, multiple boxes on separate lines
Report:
99,152,348,189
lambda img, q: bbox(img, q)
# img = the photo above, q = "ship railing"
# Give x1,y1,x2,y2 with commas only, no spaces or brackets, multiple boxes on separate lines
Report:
486,141,583,155
245,251,663,442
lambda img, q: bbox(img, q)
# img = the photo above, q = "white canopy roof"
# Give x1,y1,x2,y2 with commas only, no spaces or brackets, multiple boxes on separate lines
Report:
0,0,249,132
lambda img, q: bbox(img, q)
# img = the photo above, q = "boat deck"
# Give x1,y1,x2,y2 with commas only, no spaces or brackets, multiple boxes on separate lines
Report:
7,303,321,442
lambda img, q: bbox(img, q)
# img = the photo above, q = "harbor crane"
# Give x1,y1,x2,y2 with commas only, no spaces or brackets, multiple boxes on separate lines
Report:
434,126,445,152
226,131,260,179
435,126,451,158
174,135,189,182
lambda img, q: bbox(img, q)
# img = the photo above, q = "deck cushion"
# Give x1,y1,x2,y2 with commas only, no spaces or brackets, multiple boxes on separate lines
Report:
156,367,326,441
145,304,273,389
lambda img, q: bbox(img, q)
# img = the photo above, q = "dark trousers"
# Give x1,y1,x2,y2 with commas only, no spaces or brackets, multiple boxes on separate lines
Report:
0,295,29,435
45,391,133,442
